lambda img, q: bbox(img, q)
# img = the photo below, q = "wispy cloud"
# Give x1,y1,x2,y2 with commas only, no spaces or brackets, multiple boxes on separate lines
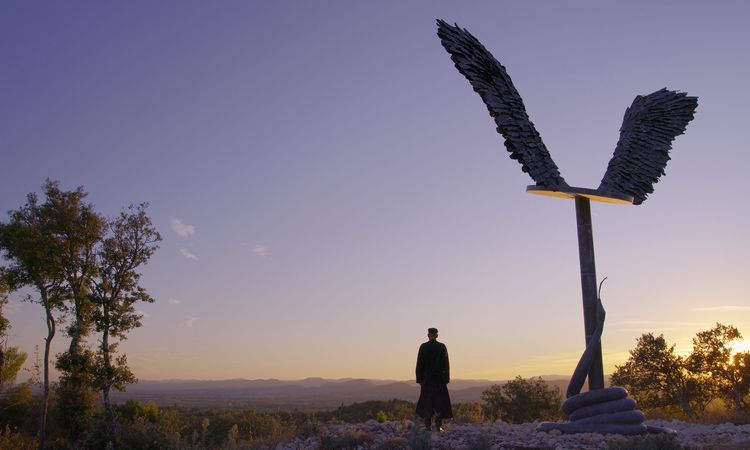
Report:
181,317,199,328
180,248,198,260
691,305,750,312
137,310,152,319
253,244,268,257
170,217,196,238
168,298,181,305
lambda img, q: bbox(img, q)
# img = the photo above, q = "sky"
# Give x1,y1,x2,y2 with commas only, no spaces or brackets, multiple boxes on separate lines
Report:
1,1,749,382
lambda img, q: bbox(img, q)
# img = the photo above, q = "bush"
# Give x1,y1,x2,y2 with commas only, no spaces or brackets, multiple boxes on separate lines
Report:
0,383,38,434
320,429,373,449
605,433,682,450
319,399,416,423
453,402,485,424
465,432,493,450
481,376,563,423
374,437,408,450
405,427,431,450
0,425,36,450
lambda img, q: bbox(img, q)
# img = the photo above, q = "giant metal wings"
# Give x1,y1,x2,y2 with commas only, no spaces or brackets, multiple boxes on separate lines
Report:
436,20,698,204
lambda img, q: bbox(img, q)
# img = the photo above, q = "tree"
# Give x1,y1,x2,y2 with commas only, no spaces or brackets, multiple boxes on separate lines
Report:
481,376,562,423
687,323,748,410
40,181,105,447
0,287,28,392
0,181,70,450
611,333,710,417
0,290,36,437
728,351,750,411
0,281,9,341
90,203,160,441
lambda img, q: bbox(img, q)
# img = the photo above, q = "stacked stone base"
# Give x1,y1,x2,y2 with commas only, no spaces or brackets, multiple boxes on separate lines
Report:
539,387,674,435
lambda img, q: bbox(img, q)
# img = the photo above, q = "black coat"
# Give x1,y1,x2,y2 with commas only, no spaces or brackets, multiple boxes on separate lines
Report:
415,340,453,418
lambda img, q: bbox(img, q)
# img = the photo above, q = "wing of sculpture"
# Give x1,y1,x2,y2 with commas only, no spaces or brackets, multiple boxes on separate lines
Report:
598,88,698,204
436,20,568,189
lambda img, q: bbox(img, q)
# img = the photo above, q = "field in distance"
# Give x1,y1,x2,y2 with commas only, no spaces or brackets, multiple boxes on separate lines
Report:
109,376,572,411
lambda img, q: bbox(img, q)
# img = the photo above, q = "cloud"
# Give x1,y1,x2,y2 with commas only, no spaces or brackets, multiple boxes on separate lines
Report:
181,317,199,328
253,244,268,257
170,217,195,238
691,305,750,312
180,248,198,260
137,310,152,319
168,298,181,305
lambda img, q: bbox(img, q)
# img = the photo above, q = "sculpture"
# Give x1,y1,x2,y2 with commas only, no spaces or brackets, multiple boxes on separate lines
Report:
436,19,698,434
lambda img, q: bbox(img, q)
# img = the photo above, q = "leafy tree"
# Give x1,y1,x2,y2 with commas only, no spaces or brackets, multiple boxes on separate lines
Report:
728,351,750,411
481,376,562,423
0,347,27,392
611,333,710,417
687,323,748,410
0,288,30,399
0,282,9,339
38,181,105,448
0,180,71,450
90,203,160,440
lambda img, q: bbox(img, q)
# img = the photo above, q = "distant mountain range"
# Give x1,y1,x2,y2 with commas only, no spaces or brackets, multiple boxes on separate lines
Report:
109,376,572,411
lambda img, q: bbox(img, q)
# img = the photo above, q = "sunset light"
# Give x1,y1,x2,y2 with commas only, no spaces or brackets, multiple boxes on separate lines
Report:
729,340,750,356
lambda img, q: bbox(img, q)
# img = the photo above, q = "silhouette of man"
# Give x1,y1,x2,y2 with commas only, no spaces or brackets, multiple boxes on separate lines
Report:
415,327,452,431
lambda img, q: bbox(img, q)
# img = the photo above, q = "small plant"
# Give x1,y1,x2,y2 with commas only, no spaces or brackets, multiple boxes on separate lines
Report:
320,429,373,449
0,425,37,450
405,427,431,450
605,433,683,450
298,419,324,439
465,432,493,450
376,410,388,423
374,437,408,450
453,402,486,424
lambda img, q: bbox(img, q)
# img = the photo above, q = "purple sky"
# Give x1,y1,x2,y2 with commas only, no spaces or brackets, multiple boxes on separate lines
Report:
2,1,749,381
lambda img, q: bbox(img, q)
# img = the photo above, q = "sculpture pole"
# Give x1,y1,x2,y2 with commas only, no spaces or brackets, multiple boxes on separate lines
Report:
574,196,604,390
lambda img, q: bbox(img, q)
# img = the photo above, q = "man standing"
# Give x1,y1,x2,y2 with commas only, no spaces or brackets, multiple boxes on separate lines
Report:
415,327,453,431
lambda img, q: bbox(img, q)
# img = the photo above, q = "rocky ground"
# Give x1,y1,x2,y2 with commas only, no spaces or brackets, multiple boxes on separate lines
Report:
275,419,750,449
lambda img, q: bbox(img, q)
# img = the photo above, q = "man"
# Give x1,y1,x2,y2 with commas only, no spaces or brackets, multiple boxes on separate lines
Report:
415,327,452,431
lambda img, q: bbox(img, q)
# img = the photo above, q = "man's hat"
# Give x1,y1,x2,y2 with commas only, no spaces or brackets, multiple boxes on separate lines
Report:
427,327,438,335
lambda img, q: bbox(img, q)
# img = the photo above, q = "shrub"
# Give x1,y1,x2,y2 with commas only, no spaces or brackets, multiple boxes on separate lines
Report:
405,427,431,450
374,437,408,450
0,425,37,450
319,399,416,423
605,433,682,450
481,376,563,423
320,429,373,449
453,402,485,424
466,432,493,450
298,419,324,438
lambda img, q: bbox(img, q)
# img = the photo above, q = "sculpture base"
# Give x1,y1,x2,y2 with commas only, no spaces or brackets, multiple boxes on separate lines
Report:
537,387,677,436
